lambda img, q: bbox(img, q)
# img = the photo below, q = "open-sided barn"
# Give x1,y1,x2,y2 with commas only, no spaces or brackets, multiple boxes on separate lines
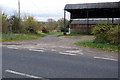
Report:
64,2,120,34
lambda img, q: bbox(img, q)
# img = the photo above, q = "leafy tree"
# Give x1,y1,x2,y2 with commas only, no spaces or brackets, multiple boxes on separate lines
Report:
23,16,40,34
57,18,69,32
19,20,27,33
57,18,64,28
8,15,21,33
2,13,9,33
0,12,1,32
46,18,57,31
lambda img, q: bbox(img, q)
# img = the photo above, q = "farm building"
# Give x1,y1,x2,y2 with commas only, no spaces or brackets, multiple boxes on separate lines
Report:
64,2,120,34
70,20,120,34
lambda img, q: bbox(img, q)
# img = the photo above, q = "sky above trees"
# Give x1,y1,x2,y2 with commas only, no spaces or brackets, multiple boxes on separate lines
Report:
0,0,119,22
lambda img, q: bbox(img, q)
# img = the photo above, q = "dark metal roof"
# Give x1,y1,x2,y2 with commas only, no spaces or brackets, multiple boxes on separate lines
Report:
71,20,120,25
64,2,120,18
65,2,120,10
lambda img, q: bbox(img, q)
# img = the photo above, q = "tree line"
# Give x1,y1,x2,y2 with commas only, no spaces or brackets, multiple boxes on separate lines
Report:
1,13,69,34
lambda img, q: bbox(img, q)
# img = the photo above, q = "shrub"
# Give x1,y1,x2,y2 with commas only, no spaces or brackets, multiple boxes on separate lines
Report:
60,27,68,32
2,13,9,33
41,26,48,33
23,16,40,34
108,25,120,45
92,24,113,43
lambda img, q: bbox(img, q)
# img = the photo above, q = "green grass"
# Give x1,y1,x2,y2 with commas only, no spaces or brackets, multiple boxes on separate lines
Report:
37,33,48,37
47,32,62,35
1,32,63,42
57,33,82,37
1,33,41,42
75,41,119,52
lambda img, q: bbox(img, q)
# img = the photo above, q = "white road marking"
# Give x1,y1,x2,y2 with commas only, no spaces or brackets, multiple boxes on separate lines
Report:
66,50,79,53
94,56,118,61
34,47,45,50
29,49,44,52
59,46,72,49
7,47,19,49
51,49,57,51
0,45,2,47
5,70,43,78
7,45,20,49
13,48,19,49
23,46,36,49
67,53,77,56
59,52,76,56
65,50,83,55
78,52,84,55
66,50,82,53
39,48,45,50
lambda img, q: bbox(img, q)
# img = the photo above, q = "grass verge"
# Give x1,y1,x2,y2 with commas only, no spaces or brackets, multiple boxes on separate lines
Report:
75,41,119,52
1,33,41,42
47,32,62,35
1,32,62,42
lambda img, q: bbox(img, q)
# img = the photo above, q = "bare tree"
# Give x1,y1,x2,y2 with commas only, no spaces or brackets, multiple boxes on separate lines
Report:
46,18,57,31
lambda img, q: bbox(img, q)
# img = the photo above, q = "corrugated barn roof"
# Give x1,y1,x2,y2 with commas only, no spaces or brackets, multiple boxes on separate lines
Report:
64,2,120,18
65,2,120,10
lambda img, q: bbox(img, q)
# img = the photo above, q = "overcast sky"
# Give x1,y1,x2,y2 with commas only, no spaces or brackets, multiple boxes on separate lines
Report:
0,0,119,21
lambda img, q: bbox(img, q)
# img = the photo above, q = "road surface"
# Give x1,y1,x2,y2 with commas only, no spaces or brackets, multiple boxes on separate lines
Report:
2,34,118,79
2,47,118,78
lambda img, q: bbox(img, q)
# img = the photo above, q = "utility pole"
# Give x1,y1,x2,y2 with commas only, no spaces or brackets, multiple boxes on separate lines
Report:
10,23,12,40
18,0,20,19
18,0,20,32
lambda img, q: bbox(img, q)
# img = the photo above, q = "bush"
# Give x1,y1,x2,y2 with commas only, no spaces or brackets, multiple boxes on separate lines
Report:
23,16,40,34
41,27,48,33
92,24,113,43
60,27,68,32
2,13,9,33
92,24,120,45
108,25,120,45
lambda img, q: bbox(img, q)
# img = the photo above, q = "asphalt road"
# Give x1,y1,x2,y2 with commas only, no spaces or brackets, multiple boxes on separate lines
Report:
2,47,118,78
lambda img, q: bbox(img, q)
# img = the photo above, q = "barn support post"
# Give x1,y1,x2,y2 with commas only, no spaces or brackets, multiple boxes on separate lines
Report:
112,18,114,25
87,10,89,34
69,19,72,34
112,9,114,26
64,10,66,35
64,10,66,27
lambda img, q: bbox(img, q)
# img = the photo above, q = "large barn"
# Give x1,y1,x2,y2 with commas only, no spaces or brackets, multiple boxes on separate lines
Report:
70,20,120,34
64,2,120,34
